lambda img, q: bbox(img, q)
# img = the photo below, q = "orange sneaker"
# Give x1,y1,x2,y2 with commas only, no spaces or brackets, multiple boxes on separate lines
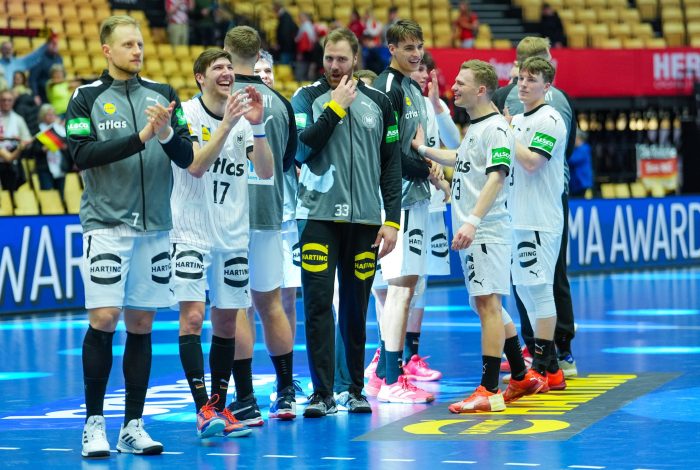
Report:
448,386,506,413
503,369,547,403
218,407,252,438
196,395,226,438
547,369,567,391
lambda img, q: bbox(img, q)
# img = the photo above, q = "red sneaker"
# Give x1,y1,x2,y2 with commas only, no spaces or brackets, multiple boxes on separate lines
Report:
503,369,547,403
547,368,567,391
448,386,505,413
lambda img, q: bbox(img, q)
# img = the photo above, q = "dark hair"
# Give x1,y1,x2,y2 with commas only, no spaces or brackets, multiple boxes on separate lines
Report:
422,51,435,71
324,27,360,57
193,49,233,90
519,56,556,84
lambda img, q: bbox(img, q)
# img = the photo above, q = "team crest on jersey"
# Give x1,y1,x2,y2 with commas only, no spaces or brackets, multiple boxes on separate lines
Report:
151,251,171,284
103,103,116,114
224,257,249,288
354,251,376,280
236,131,245,146
408,229,424,255
301,243,328,272
362,113,377,129
89,253,121,285
201,125,211,142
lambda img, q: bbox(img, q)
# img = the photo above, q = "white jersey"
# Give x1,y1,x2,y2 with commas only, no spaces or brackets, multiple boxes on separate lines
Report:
424,96,460,213
170,97,254,250
451,112,514,245
509,104,566,233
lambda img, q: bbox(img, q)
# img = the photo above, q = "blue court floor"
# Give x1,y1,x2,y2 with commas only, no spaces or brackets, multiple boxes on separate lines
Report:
1,268,699,469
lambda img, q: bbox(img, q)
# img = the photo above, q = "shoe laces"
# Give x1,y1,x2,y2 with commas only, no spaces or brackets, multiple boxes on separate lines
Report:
86,417,106,439
220,407,239,424
307,392,323,404
200,394,221,419
413,355,432,369
292,379,304,394
126,419,151,440
398,375,419,392
350,392,368,402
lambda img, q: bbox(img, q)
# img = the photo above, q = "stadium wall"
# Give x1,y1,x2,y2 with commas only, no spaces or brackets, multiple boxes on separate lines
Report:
2,196,700,315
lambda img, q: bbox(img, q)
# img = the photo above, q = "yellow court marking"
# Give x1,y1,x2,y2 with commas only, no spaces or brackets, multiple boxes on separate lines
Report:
500,419,570,435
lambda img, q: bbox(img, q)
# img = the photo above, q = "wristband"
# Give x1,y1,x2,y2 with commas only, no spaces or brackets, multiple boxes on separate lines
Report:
251,122,265,135
157,127,174,144
417,144,428,157
466,214,482,228
326,100,347,119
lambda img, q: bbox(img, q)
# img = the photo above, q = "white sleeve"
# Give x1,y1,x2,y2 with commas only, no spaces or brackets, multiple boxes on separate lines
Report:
435,99,461,148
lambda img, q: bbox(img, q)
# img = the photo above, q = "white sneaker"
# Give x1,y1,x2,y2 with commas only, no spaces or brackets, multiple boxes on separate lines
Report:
117,418,163,455
82,415,110,458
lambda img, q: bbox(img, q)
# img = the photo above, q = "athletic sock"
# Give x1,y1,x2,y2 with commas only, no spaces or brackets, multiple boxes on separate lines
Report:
231,358,254,401
209,335,235,411
82,326,115,420
375,340,387,379
385,350,402,385
547,349,561,374
555,335,572,358
403,332,420,362
179,334,208,411
503,335,527,381
480,355,501,393
270,351,294,392
532,338,554,376
123,331,152,425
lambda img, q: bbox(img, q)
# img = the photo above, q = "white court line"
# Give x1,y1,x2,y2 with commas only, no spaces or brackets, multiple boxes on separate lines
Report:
569,466,606,469
161,451,184,455
382,459,416,462
264,455,297,458
505,464,540,467
0,448,19,450
42,448,72,452
208,453,240,456
443,461,477,464
321,457,356,460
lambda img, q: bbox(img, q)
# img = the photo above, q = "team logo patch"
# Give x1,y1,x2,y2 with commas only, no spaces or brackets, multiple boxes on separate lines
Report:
385,124,399,143
292,242,301,267
175,107,187,126
517,241,538,268
103,103,116,114
362,113,377,129
491,147,512,165
354,251,376,280
295,113,307,128
151,251,171,284
408,229,424,256
66,118,90,136
431,233,449,258
405,96,412,106
175,250,204,280
301,243,328,272
224,257,249,288
89,253,121,285
236,131,245,146
201,125,211,142
530,132,556,153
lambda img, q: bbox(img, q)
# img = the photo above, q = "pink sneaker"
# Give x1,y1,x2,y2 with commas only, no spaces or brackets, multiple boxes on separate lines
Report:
377,375,435,403
403,354,442,381
365,371,384,396
364,347,381,378
500,346,532,373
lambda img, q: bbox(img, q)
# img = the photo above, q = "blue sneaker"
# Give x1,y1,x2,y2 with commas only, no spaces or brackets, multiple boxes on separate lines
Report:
269,385,296,420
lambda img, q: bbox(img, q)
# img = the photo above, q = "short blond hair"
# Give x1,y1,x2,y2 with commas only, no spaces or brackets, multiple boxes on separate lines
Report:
460,59,498,97
224,26,261,64
100,15,140,45
516,36,550,65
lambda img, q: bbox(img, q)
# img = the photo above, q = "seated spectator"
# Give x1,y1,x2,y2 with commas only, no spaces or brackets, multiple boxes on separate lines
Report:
0,89,31,191
569,129,593,197
12,70,30,96
46,65,79,117
454,1,479,48
539,3,566,48
348,9,365,40
26,104,67,194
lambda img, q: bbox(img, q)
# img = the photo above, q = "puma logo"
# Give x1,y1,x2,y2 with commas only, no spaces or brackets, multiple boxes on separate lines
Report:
473,279,484,287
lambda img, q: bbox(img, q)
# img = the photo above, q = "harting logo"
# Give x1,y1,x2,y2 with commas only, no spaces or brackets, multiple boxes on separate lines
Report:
89,253,122,285
151,251,171,284
517,241,538,268
354,251,376,280
301,243,328,272
224,257,249,287
431,233,449,258
98,120,128,130
175,250,204,279
408,229,424,255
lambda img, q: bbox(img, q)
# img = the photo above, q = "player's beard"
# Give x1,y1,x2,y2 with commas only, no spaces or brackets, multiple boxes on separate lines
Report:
113,61,142,78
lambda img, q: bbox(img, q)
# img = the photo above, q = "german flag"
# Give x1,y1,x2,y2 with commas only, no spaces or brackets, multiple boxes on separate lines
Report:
36,127,66,152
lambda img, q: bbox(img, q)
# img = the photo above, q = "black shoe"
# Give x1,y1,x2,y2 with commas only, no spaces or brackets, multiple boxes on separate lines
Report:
303,393,337,418
346,392,372,413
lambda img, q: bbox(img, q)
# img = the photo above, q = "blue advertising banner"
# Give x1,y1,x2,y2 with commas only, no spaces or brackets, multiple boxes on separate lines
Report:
1,196,699,314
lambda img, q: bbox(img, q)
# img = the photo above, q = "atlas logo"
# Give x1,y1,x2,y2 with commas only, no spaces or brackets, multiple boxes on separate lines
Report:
431,233,449,258
89,253,122,285
408,229,424,255
455,160,471,173
151,251,171,284
354,251,376,280
405,109,419,120
224,257,249,287
301,243,328,272
517,241,538,268
175,250,204,280
98,120,129,130
210,157,245,176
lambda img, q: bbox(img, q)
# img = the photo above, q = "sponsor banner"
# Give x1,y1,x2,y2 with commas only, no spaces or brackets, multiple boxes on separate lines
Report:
429,48,700,97
636,144,679,191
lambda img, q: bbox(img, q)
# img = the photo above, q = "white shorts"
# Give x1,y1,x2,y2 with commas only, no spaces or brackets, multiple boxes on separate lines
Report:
281,220,301,289
511,230,560,286
83,229,172,310
373,201,429,287
426,210,450,276
249,229,284,292
459,243,511,297
172,243,251,309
